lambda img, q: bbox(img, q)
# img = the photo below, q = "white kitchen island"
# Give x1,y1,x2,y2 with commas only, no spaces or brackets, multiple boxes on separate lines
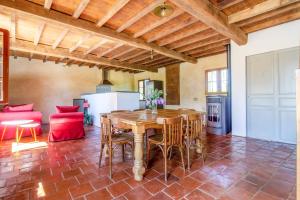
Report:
81,92,140,127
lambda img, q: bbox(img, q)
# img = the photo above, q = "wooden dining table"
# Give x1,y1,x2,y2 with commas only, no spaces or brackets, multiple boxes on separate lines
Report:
107,109,203,181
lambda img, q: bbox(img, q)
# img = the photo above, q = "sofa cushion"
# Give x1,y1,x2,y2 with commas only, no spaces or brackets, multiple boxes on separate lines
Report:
56,106,80,113
4,104,34,112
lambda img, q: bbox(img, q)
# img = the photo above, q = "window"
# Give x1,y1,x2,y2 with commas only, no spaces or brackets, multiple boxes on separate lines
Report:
206,68,228,94
138,79,149,100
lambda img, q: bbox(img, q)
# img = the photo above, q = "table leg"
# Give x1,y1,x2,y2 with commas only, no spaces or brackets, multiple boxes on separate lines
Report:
16,127,19,144
33,128,37,141
18,128,24,143
132,125,145,181
1,126,7,142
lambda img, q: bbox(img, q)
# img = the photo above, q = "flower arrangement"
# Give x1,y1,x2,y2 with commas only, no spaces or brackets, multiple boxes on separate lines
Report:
145,88,164,113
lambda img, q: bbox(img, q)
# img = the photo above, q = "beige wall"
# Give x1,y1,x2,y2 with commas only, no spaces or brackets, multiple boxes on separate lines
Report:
9,57,134,122
132,53,227,111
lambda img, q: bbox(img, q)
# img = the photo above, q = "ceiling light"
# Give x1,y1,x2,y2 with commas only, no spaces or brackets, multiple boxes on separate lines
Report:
153,3,174,18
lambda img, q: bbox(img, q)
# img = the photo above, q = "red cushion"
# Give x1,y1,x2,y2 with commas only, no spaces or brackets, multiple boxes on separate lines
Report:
56,106,79,113
5,104,34,112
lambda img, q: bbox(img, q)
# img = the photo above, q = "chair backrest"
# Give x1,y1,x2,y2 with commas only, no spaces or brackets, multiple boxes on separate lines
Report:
100,116,112,142
186,113,202,140
111,110,130,113
161,116,184,146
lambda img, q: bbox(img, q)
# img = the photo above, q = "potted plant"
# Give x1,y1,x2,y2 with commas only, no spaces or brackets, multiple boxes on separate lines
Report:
145,89,164,114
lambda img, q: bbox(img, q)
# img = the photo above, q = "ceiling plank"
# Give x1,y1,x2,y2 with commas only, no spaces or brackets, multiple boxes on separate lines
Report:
192,46,227,57
97,0,130,27
133,9,184,38
219,0,243,9
11,39,156,72
98,43,123,57
110,46,135,59
147,17,198,43
10,13,16,42
34,22,46,45
52,28,69,49
186,40,230,55
44,0,53,10
242,7,300,33
156,23,208,46
0,0,196,63
169,0,247,45
73,0,90,19
237,2,300,27
228,0,298,24
69,33,91,53
84,39,108,55
117,0,164,32
120,50,147,62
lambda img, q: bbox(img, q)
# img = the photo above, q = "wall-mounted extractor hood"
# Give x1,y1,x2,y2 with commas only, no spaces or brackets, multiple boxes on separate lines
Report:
96,70,113,93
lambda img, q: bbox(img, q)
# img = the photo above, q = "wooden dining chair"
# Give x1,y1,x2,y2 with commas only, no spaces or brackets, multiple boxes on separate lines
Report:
99,116,134,179
146,116,185,182
185,113,206,170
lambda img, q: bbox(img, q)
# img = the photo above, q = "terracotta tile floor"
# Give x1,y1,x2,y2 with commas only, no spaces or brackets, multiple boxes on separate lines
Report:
0,126,296,200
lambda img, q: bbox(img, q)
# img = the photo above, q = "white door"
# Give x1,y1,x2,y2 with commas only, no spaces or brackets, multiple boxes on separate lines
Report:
246,47,299,144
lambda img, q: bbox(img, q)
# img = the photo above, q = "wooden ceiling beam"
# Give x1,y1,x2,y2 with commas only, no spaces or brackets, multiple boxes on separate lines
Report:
97,0,130,27
11,39,156,72
10,13,16,42
73,0,90,19
52,28,69,49
117,0,164,32
147,18,198,43
44,0,53,10
186,40,230,55
84,39,108,55
119,50,147,62
109,46,135,59
98,43,124,57
169,0,247,45
126,52,154,63
237,2,300,27
0,0,196,63
156,23,208,46
69,33,91,53
192,46,227,57
228,0,298,24
34,22,45,45
148,59,181,68
176,34,228,52
137,55,166,65
133,9,184,38
218,0,243,10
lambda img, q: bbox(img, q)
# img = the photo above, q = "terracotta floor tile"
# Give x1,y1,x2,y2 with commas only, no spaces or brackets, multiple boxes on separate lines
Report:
163,183,187,199
262,180,294,199
107,181,131,197
69,183,94,198
149,192,172,200
0,126,295,200
143,179,166,194
86,188,113,200
186,189,214,200
124,186,152,200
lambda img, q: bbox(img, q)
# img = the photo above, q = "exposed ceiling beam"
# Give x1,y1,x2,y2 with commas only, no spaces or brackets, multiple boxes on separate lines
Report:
98,43,123,57
147,17,198,43
44,0,53,10
120,50,147,62
218,0,243,9
97,0,130,27
128,52,158,64
109,46,135,59
186,40,230,55
0,0,197,63
69,33,91,53
117,0,164,32
176,34,228,52
228,0,298,24
157,23,208,46
52,28,69,49
11,39,156,72
133,9,184,38
73,0,90,19
34,22,45,45
10,13,16,42
84,39,108,55
237,2,300,27
192,46,227,57
169,0,247,45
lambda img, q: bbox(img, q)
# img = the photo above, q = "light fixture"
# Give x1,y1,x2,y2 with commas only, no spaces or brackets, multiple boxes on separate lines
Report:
153,3,174,18
150,50,154,60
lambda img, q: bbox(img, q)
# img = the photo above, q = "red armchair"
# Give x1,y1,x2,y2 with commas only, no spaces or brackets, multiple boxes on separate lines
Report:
0,109,42,140
48,106,85,142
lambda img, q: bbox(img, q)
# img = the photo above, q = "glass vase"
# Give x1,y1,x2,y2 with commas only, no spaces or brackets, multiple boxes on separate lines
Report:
151,102,158,114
